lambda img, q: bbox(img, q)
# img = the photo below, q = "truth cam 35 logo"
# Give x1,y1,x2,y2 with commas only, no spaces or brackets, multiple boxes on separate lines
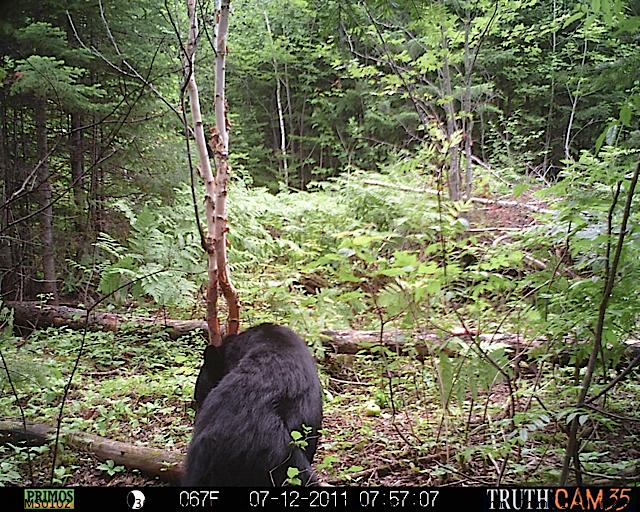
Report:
486,488,633,511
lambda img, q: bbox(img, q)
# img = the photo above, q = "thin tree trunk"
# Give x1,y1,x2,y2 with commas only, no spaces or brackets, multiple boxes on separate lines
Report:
542,0,558,173
564,36,588,161
284,60,294,168
564,81,581,161
440,38,461,201
264,10,288,187
299,90,307,188
34,97,58,303
184,0,219,344
463,11,473,200
2,106,25,300
559,160,640,485
67,15,87,244
70,113,85,216
435,1,461,202
69,112,87,255
0,96,6,179
183,0,239,345
0,95,15,299
89,111,102,234
213,0,239,338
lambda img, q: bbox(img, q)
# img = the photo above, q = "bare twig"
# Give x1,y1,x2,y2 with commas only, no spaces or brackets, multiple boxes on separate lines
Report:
363,179,553,214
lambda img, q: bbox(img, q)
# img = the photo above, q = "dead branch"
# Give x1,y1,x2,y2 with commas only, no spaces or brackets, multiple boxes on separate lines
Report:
363,179,553,214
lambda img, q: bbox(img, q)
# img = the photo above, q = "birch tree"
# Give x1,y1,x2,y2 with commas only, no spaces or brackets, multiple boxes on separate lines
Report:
183,0,238,346
212,0,240,342
264,9,289,187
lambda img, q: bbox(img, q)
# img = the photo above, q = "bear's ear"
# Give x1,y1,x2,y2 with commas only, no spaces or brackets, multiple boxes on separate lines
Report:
203,344,225,367
221,332,238,345
194,345,226,412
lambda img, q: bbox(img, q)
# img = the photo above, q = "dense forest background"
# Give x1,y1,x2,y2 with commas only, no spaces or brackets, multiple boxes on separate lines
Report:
1,0,640,489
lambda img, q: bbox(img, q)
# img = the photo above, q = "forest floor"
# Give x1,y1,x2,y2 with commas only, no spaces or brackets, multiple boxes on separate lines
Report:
13,375,640,487
6,200,640,488
11,352,640,488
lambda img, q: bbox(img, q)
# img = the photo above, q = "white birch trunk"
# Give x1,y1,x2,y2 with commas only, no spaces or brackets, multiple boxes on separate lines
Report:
183,0,238,344
213,0,239,339
184,0,220,344
264,10,288,187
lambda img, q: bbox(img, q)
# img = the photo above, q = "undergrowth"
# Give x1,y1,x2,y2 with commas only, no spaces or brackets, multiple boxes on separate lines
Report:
2,154,640,486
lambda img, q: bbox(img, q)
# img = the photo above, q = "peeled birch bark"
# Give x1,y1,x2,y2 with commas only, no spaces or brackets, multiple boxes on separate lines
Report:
183,0,219,345
183,0,239,346
211,0,240,340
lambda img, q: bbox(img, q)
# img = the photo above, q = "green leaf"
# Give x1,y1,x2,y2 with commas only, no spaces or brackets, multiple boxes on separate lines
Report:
336,248,356,258
352,235,373,246
563,11,585,28
619,104,632,127
513,183,529,198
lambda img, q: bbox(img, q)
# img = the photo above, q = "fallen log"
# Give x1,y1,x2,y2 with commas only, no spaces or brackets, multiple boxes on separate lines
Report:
0,419,184,484
7,301,208,341
319,329,535,358
6,301,532,355
7,301,638,361
5,302,538,356
363,179,553,214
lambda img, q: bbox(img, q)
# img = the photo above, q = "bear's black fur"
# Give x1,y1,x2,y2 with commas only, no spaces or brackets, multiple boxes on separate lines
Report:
183,323,322,486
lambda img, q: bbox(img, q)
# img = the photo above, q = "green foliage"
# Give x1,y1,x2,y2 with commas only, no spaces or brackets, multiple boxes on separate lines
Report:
0,352,56,394
511,410,552,445
96,191,205,309
290,424,314,452
0,301,57,397
297,166,523,332
3,0,638,303
439,338,511,408
1,0,640,489
523,147,640,358
0,453,22,486
0,320,199,485
12,55,105,108
285,424,317,485
14,22,88,62
96,459,126,477
10,22,103,108
284,466,302,486
227,181,354,268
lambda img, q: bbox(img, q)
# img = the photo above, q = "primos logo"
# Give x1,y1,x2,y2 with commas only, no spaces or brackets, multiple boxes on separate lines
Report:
24,489,74,509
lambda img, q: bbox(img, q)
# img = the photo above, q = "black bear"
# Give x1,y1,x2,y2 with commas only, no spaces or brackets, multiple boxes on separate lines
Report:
183,323,323,486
